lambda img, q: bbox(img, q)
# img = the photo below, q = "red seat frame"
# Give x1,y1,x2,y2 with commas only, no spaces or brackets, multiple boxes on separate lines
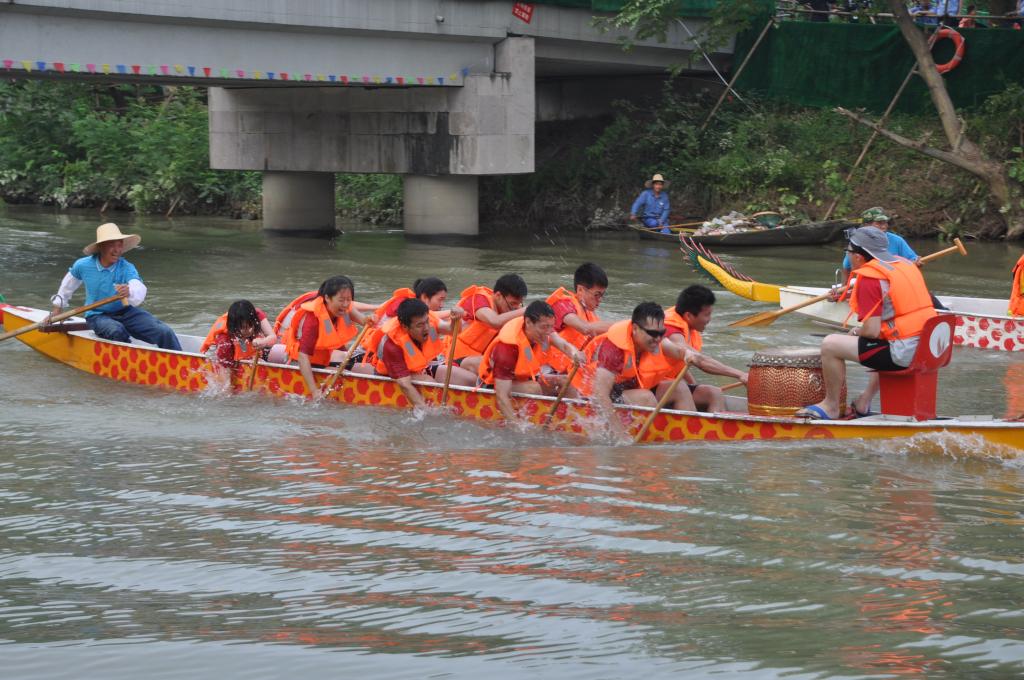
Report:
877,314,955,421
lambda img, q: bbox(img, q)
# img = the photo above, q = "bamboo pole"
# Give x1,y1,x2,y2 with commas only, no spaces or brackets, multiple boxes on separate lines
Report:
700,19,774,133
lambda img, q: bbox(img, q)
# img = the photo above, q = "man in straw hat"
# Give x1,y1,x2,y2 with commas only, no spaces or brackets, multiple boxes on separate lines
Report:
629,173,671,234
798,226,936,420
49,223,181,350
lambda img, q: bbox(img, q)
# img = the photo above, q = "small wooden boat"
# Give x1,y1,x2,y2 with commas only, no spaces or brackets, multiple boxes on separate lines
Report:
3,303,1022,453
630,220,851,247
680,240,1024,352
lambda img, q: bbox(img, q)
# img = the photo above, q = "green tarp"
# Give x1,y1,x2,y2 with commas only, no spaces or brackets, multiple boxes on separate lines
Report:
734,21,1024,113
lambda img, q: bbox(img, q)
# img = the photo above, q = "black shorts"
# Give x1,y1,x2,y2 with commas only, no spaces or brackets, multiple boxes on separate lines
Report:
610,380,698,403
858,337,903,371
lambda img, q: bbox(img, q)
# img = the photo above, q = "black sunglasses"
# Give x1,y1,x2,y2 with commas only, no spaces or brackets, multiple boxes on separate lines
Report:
638,326,666,339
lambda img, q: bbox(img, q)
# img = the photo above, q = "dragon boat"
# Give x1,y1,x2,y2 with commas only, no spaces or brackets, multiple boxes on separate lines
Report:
3,303,1022,453
680,239,1024,352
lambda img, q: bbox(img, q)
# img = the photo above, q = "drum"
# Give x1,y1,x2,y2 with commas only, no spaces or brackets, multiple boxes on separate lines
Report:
747,347,846,417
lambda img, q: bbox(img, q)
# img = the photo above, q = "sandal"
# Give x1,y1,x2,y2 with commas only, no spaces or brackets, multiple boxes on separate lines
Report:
849,401,877,418
795,404,835,420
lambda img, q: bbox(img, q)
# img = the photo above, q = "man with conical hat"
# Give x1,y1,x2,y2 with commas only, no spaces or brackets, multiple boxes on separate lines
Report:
49,223,181,350
629,173,671,234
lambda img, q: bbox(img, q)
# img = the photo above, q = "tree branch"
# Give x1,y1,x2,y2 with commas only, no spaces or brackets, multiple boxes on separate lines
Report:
835,107,981,174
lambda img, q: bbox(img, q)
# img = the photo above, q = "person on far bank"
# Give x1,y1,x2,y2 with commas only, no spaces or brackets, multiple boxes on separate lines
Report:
629,174,671,234
49,223,181,351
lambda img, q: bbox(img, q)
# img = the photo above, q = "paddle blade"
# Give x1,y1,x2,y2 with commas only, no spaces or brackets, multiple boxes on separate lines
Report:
728,309,783,327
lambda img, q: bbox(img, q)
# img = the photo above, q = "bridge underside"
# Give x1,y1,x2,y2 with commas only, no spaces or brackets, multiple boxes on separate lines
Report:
0,0,731,235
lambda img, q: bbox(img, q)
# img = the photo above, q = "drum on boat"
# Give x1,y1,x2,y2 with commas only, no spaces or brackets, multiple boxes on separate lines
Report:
747,347,846,417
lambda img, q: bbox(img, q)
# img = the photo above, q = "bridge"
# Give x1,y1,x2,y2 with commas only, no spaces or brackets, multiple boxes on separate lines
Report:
0,0,733,235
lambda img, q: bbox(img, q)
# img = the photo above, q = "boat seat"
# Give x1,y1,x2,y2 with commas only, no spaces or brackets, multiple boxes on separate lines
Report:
877,314,955,421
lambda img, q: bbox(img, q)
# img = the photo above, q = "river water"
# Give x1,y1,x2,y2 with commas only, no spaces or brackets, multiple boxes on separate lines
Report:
2,207,1023,679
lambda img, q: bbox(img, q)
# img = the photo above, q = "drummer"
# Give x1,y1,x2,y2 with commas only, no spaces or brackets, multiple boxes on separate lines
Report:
798,227,937,420
660,285,748,413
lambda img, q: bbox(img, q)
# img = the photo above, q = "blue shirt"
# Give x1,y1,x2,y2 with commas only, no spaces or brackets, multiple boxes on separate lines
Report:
909,5,940,24
630,189,670,226
69,255,142,317
843,232,919,271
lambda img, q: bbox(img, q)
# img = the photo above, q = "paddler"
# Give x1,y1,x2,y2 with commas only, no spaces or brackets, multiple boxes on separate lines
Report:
451,274,528,375
1009,251,1024,316
281,275,369,397
354,277,464,367
48,222,181,350
546,262,614,374
200,299,277,369
369,298,477,410
658,285,748,413
477,300,585,423
798,226,937,420
574,302,696,438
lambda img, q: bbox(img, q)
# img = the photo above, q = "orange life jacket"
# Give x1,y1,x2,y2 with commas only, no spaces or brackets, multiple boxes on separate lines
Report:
358,287,417,357
573,319,666,397
545,287,599,373
373,316,446,376
283,296,357,365
200,312,259,362
663,306,703,351
274,290,317,337
452,285,498,360
849,258,936,341
478,317,553,385
1010,253,1024,316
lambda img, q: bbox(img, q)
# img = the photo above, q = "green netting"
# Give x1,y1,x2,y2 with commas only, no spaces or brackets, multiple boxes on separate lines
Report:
734,22,1024,113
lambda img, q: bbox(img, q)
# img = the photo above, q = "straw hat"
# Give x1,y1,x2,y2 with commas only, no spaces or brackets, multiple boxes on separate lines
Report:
644,173,670,189
83,223,141,255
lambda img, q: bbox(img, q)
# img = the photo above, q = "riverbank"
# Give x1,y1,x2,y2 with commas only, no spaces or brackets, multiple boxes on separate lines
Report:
2,80,1021,239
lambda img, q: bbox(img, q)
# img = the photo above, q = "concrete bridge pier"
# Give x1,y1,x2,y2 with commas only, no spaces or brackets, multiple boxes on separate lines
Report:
403,175,478,236
262,172,336,235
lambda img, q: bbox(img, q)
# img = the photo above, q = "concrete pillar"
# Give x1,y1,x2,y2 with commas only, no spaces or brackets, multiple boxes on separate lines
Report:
262,171,336,235
403,175,479,236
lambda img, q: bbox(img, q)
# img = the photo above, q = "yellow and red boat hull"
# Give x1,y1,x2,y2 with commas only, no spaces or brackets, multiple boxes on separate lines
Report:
3,305,1022,453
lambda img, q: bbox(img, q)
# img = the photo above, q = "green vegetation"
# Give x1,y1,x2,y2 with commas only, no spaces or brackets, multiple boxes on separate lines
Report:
2,79,1022,238
0,81,400,223
483,83,1024,238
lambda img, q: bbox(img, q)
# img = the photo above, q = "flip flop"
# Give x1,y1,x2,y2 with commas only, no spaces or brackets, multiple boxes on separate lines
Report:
849,402,877,418
795,404,834,420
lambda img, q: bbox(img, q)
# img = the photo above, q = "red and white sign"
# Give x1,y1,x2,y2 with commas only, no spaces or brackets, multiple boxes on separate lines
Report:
512,2,534,24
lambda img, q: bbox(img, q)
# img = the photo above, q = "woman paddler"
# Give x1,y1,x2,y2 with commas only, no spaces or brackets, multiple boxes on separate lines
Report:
281,276,369,396
355,277,464,366
200,299,277,371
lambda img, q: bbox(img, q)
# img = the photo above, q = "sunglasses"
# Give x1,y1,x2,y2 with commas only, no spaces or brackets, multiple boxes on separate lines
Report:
638,326,666,340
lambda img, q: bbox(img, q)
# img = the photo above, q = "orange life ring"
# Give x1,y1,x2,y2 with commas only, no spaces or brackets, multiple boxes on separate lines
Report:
932,28,965,74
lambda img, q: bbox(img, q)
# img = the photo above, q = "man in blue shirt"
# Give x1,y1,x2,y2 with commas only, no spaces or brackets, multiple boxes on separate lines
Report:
629,173,671,234
49,223,181,350
841,207,919,279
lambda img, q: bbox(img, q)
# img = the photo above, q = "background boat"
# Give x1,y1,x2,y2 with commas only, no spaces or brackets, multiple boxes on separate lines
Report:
629,220,852,247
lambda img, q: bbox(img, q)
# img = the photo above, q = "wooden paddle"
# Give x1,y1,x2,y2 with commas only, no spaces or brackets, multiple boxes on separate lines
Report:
729,238,968,328
246,353,261,391
440,317,462,406
633,360,690,444
543,362,580,428
320,322,371,396
0,293,125,343
720,380,745,391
